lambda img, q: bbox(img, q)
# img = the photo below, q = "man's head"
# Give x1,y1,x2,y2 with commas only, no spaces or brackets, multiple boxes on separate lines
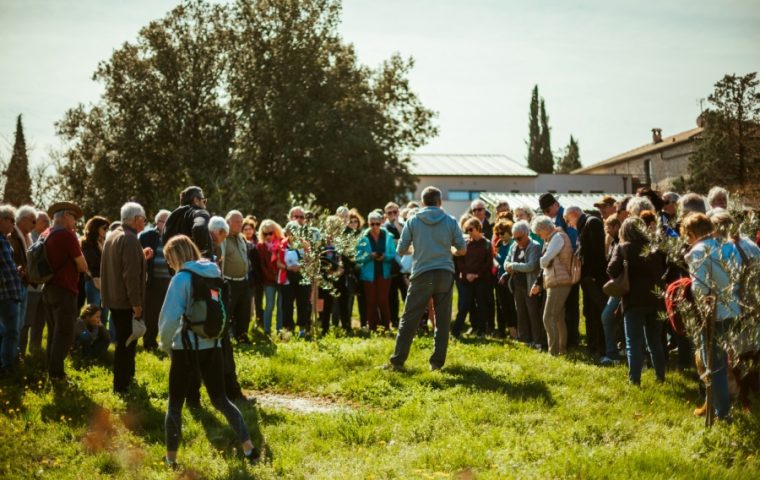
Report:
179,186,206,208
120,202,147,233
662,192,680,217
470,199,487,222
678,193,707,219
512,220,531,248
495,198,510,214
226,210,244,236
289,206,305,226
562,205,584,229
538,193,560,218
421,186,442,207
593,195,617,219
154,209,171,235
34,211,50,235
384,202,399,222
707,186,729,210
0,204,17,235
15,205,37,235
208,215,229,245
49,201,83,231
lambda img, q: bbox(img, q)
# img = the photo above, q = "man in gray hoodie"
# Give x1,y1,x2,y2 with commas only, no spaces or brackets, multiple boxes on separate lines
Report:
388,186,466,370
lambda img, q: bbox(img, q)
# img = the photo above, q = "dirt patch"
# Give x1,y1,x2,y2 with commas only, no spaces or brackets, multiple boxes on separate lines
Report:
245,391,351,414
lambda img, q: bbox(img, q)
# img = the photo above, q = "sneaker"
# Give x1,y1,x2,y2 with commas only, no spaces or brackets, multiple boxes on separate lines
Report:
164,457,180,470
244,447,262,465
600,356,621,366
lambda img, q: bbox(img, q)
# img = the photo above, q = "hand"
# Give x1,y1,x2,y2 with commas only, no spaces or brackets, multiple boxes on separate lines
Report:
143,247,154,261
505,265,513,274
530,285,540,297
132,306,143,318
498,275,506,286
466,273,478,282
376,254,385,261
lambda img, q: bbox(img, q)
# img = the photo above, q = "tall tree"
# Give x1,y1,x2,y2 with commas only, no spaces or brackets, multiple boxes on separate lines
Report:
537,98,554,173
526,85,541,172
55,0,435,220
686,72,760,192
555,135,581,173
3,114,33,206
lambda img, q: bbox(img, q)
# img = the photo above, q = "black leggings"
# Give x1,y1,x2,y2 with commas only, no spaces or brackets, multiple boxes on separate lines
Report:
165,348,250,451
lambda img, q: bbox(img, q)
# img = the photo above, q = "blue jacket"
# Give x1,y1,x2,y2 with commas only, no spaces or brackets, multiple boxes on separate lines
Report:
356,228,396,282
398,206,466,279
686,237,741,321
159,260,223,351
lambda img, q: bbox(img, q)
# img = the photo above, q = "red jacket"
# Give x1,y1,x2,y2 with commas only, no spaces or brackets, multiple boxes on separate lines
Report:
256,239,280,286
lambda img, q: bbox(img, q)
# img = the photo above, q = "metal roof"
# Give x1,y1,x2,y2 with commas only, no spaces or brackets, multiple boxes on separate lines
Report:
479,192,628,213
410,154,537,177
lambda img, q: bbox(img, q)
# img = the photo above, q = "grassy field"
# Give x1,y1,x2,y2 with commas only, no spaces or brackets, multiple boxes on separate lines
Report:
1,329,759,479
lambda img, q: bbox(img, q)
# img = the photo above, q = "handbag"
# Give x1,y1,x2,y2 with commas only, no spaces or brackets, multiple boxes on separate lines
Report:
603,246,629,297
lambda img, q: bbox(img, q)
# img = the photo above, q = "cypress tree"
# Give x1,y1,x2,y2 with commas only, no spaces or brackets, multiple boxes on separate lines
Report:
526,85,541,172
3,114,33,206
537,99,553,173
555,135,582,173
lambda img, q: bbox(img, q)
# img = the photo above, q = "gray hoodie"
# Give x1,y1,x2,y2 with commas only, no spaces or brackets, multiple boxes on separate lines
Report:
398,206,466,279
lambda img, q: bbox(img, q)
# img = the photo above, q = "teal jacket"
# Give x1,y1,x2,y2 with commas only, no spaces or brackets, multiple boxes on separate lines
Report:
356,228,396,282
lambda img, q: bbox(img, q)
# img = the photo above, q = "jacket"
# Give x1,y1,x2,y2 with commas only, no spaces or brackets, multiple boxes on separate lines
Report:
163,205,213,259
504,238,541,291
356,228,396,282
684,237,740,321
158,260,223,351
576,214,607,283
220,233,250,280
100,225,146,310
607,239,666,312
454,237,492,281
541,229,573,289
397,206,466,279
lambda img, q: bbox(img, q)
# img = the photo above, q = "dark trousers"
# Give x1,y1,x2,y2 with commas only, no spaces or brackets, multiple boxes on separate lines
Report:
43,285,78,378
453,279,489,336
581,277,607,357
364,278,391,330
111,308,137,392
334,275,354,331
318,288,336,334
495,281,517,335
143,277,170,350
565,283,580,347
165,348,250,452
20,289,46,356
388,275,408,328
227,279,252,339
253,282,264,322
391,270,454,368
185,334,241,404
356,286,367,328
281,282,311,331
513,281,545,345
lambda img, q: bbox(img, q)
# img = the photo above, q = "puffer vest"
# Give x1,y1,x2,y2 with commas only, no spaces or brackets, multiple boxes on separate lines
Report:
543,228,573,288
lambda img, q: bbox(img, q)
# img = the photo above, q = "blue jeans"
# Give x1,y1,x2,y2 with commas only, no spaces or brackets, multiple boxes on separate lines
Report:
453,278,488,336
623,306,666,385
0,298,21,370
701,319,732,419
602,296,621,358
262,285,282,333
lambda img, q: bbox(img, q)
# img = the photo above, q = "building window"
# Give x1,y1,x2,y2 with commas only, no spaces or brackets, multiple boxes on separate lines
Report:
448,190,482,201
590,190,604,195
568,190,582,194
511,189,520,193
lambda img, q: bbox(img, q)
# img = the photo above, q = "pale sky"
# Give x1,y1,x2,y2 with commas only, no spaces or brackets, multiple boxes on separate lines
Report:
1,0,758,171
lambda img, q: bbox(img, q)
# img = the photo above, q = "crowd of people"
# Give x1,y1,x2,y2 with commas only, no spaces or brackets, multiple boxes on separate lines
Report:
1,182,759,465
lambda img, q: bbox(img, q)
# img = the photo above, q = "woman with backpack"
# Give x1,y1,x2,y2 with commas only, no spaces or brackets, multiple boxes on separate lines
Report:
158,234,260,469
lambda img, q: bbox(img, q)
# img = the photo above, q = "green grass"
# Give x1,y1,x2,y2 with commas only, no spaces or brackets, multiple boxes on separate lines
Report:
1,330,759,479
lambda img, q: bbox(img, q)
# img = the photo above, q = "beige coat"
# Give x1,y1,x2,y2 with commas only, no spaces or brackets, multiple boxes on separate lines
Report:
101,225,146,310
543,229,573,289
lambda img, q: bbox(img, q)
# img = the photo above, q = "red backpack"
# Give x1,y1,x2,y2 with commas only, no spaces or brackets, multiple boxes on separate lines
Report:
664,277,693,336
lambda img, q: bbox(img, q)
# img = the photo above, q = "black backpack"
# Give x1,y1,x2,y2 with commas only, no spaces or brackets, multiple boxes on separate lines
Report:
179,269,229,348
26,230,59,284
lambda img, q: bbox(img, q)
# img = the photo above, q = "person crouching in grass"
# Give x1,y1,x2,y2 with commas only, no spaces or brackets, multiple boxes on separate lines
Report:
158,234,260,469
73,304,110,360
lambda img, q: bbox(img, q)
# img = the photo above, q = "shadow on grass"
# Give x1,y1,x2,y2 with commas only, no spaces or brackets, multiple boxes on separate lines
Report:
187,398,268,454
120,381,167,443
40,378,99,427
438,365,555,406
246,334,278,357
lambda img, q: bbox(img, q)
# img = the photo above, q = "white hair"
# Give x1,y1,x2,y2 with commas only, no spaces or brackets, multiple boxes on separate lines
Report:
225,209,243,221
154,209,171,224
626,197,655,217
564,205,583,217
367,211,384,224
120,202,145,222
707,186,729,207
512,220,531,236
0,204,16,221
662,192,680,204
15,205,36,222
208,215,229,233
531,215,555,234
470,198,485,209
496,197,510,209
288,206,304,217
336,206,349,216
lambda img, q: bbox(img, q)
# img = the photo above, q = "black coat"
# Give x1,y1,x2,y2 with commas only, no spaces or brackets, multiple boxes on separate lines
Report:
163,205,213,259
577,214,607,284
607,239,666,311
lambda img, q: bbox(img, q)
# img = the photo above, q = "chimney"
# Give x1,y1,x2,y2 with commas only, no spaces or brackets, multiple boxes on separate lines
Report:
652,128,663,144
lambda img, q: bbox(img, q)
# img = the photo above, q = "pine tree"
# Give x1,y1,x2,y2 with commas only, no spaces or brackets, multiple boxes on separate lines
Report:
555,135,582,173
526,85,541,172
3,114,33,206
537,99,554,173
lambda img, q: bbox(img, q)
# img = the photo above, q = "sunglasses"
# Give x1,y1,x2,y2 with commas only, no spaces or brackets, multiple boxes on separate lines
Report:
264,231,274,236
386,210,399,215
369,222,381,226
292,215,305,220
349,219,359,223
513,235,525,241
465,228,476,233
472,207,485,212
